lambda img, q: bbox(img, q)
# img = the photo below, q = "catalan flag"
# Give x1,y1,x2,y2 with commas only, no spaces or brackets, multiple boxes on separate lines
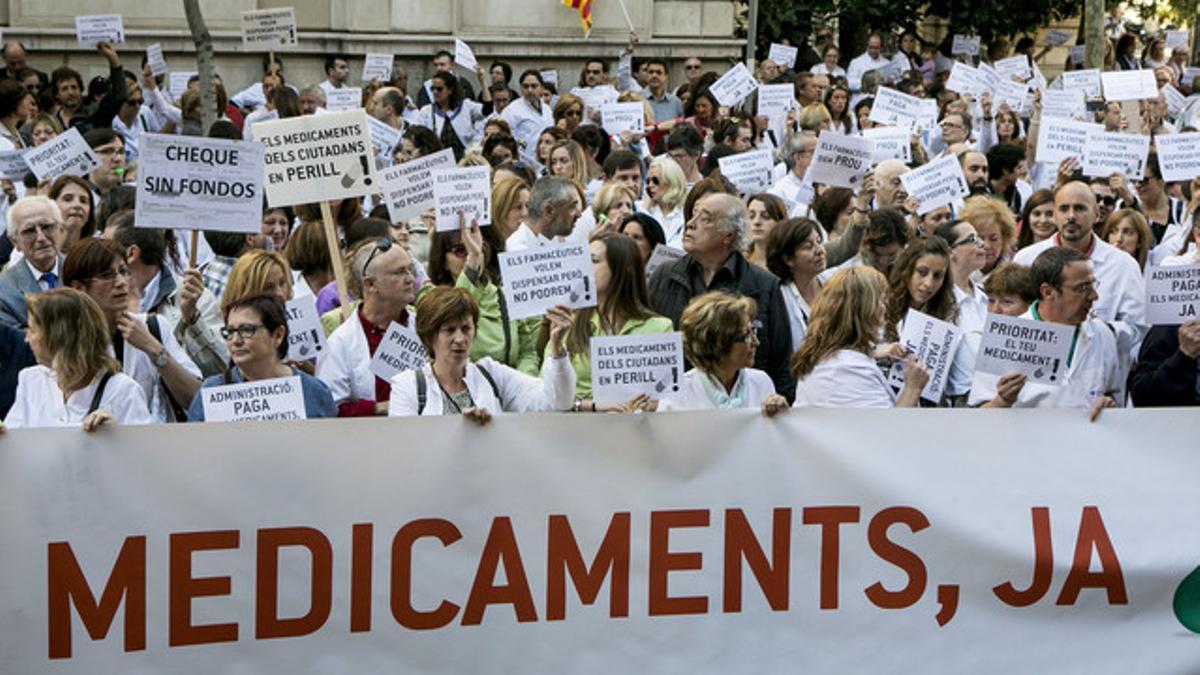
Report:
562,0,593,36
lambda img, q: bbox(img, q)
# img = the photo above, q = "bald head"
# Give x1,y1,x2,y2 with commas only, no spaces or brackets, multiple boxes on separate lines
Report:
3,42,26,74
1053,181,1098,246
875,159,911,209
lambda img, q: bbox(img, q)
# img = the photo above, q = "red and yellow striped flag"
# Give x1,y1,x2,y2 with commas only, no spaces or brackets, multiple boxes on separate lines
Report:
562,0,593,36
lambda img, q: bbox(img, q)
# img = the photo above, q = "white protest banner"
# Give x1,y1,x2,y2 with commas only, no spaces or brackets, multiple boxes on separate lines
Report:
862,126,912,164
1101,70,1158,101
285,296,327,361
499,243,597,320
717,148,774,195
134,134,265,233
1161,84,1187,115
365,115,403,155
756,82,795,118
1069,45,1086,65
241,7,298,49
1060,69,1102,100
168,71,196,102
994,55,1032,83
379,148,456,222
1145,264,1200,324
75,14,124,48
767,43,798,69
993,79,1030,114
1035,118,1101,165
454,39,478,72
253,109,379,207
975,313,1073,385
432,165,492,231
1166,30,1190,51
645,244,685,279
201,375,306,422
325,87,363,112
1155,132,1200,183
887,309,964,403
945,62,990,97
1184,67,1200,88
1041,89,1087,121
869,87,925,132
145,43,168,78
978,63,1003,96
369,321,428,381
899,155,969,215
1081,130,1150,180
952,34,981,56
21,127,100,182
0,149,29,180
590,332,684,404
804,131,874,190
708,62,757,107
600,102,645,136
540,69,559,88
361,53,394,83
1044,29,1072,47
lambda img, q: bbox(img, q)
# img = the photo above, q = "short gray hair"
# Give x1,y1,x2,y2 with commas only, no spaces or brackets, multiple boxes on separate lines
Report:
705,193,749,252
780,131,816,166
7,196,62,239
527,176,576,224
299,84,326,102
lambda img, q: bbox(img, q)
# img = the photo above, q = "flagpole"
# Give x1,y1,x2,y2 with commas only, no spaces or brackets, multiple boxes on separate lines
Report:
745,0,759,68
616,0,635,32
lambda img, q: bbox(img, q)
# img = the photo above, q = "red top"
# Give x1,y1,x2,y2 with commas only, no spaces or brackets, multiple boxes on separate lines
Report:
336,307,410,417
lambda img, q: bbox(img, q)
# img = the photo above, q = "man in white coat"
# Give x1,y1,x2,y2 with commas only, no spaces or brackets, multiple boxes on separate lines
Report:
501,69,555,166
846,33,890,93
506,177,584,251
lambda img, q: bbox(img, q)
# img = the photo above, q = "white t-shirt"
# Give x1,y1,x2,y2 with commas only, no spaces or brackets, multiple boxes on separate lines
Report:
5,366,151,428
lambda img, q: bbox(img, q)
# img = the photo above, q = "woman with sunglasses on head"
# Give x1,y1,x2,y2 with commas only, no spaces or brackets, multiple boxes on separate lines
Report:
187,294,335,421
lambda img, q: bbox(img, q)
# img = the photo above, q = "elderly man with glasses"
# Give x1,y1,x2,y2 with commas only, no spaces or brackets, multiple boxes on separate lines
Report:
0,196,65,328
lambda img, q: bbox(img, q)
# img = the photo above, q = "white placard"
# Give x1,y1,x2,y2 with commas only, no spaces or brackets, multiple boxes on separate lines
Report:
361,53,394,83
645,244,685,280
767,43,798,70
1166,30,1190,51
717,148,774,195
540,69,559,88
899,154,969,215
432,165,492,232
325,87,362,112
804,131,873,190
145,43,168,78
951,34,981,56
886,309,964,403
600,102,645,136
168,71,196,102
379,148,456,222
0,150,29,180
946,62,990,97
366,115,403,156
1145,264,1200,324
201,375,306,422
454,39,478,72
574,86,619,115
21,127,100,182
994,55,1032,83
368,321,429,382
756,83,795,118
869,87,926,132
499,243,598,320
1044,29,1072,47
285,296,327,361
975,313,1075,385
1183,67,1200,88
134,134,265,233
74,14,124,48
1161,83,1186,115
708,63,757,107
1081,130,1150,180
590,332,685,404
1101,70,1158,102
253,109,379,207
1035,118,1101,165
994,79,1030,114
1060,69,1102,100
862,126,912,164
1155,132,1200,183
1069,46,1086,66
241,7,297,49
1041,89,1087,121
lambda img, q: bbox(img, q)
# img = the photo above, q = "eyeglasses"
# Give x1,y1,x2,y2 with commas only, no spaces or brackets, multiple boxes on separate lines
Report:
448,244,468,257
1061,281,1098,295
1092,194,1117,206
94,145,122,156
17,221,58,240
91,266,132,283
952,234,979,248
647,176,661,186
733,325,760,344
430,85,446,92
685,64,702,70
361,236,393,278
220,323,264,340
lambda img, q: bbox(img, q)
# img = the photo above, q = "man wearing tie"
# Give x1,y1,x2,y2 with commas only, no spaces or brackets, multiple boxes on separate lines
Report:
0,196,66,328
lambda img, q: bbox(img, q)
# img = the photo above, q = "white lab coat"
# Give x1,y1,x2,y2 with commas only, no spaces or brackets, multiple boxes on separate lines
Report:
949,282,988,397
416,100,487,149
117,313,202,423
658,368,776,411
317,311,393,408
781,280,813,353
794,349,896,408
5,366,151,428
388,355,575,416
637,201,685,249
501,97,555,164
846,52,891,92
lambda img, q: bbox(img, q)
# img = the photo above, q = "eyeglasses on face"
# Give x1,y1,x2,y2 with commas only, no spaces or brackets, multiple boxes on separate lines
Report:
734,325,760,344
91,266,132,283
361,236,393,278
221,323,264,340
17,221,58,240
952,234,979,248
430,85,446,92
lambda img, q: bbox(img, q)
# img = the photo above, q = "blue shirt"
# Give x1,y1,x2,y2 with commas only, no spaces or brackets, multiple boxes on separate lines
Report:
641,88,683,123
187,367,337,421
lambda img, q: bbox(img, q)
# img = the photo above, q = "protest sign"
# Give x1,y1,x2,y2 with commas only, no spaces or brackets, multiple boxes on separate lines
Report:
1101,70,1158,101
1161,84,1186,115
432,165,492,231
767,43,798,70
1184,67,1200,88
645,244,685,280
600,102,645,136
946,62,990,97
499,243,597,320
285,296,327,361
540,69,558,88
201,375,306,422
1060,69,1102,100
951,34,981,56
1041,89,1086,121
994,79,1030,114
361,53,393,83
1154,132,1200,183
975,313,1073,385
325,87,363,112
899,155,969,215
994,55,1032,83
145,43,168,77
22,128,100,182
1035,118,1101,166
879,58,906,85
369,321,429,382
1044,29,1072,46
575,86,619,115
590,332,684,404
365,115,402,155
75,14,123,48
887,309,964,403
869,87,927,132
717,148,774,195
1081,130,1150,180
1068,45,1086,65
454,39,478,71
1145,264,1200,324
134,134,265,233
1166,30,1190,51
862,126,912,164
754,84,794,125
804,131,873,190
708,63,757,107
0,150,29,181
168,71,196,102
241,7,297,49
253,109,379,207
379,148,456,222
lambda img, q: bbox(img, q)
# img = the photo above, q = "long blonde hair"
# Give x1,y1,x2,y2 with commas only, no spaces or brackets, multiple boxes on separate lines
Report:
27,289,120,394
491,177,529,240
222,250,293,314
790,266,888,378
648,155,687,214
549,139,589,187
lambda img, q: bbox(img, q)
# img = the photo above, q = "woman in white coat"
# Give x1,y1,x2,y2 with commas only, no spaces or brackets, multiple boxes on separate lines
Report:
389,286,575,422
416,71,485,160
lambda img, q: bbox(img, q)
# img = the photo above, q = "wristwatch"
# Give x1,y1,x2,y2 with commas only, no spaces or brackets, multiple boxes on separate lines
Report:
153,349,169,368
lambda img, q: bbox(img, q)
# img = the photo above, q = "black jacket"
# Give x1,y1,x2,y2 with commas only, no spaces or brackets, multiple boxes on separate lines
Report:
1129,325,1200,406
0,323,36,419
649,252,796,402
